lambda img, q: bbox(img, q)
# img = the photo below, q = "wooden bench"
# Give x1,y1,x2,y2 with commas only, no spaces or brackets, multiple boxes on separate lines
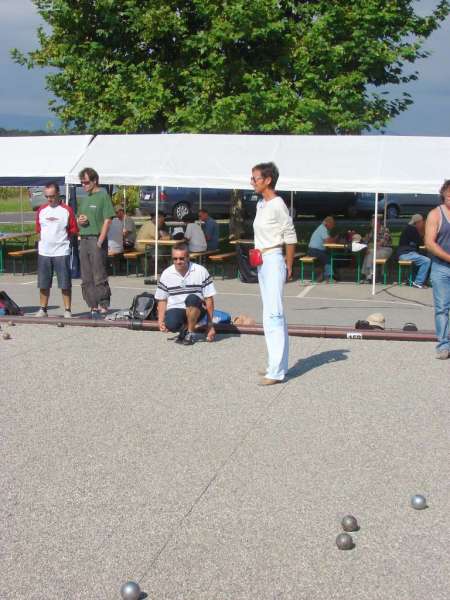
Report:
123,251,144,276
208,251,237,279
190,250,214,265
7,248,37,275
397,259,413,286
108,251,124,276
299,255,318,283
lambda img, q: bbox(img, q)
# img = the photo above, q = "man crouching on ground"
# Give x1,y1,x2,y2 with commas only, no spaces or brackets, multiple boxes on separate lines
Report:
156,243,216,345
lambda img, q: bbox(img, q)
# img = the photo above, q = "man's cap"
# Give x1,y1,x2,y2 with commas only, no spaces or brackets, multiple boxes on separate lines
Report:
409,214,423,225
367,313,385,329
403,322,418,331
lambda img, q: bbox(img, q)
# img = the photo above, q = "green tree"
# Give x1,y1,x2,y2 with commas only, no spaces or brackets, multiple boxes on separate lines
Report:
12,0,449,134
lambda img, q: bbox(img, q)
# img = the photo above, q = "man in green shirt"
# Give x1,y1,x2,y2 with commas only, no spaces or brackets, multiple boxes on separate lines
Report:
77,167,115,317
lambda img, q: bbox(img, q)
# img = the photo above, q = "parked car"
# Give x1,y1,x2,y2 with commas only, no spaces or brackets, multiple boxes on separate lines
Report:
28,186,65,210
28,185,115,211
139,186,241,219
242,190,359,219
354,192,440,219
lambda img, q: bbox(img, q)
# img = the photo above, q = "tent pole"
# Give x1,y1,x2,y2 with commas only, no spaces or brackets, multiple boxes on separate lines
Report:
154,185,159,280
199,188,202,211
20,187,24,232
290,191,294,217
65,183,69,205
383,193,387,227
371,192,379,296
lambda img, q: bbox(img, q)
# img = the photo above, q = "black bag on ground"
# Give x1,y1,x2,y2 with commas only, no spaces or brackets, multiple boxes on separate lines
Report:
129,292,158,321
0,291,23,315
236,246,258,284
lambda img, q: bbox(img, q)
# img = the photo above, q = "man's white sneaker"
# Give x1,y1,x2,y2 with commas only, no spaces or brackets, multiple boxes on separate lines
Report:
412,282,425,289
64,310,72,319
35,308,48,318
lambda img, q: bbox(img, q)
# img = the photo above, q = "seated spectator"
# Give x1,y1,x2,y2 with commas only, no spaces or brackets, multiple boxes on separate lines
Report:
199,208,219,251
361,214,392,282
156,243,216,345
135,212,170,251
107,214,124,254
183,213,207,252
308,216,338,281
397,214,431,288
116,207,136,250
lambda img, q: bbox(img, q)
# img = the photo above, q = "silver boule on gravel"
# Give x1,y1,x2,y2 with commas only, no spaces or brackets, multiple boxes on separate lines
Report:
2,332,11,340
411,494,427,510
336,532,354,550
341,515,359,532
120,580,141,600
56,321,64,328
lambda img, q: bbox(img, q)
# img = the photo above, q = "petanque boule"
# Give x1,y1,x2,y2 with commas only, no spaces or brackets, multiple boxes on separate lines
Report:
57,322,64,328
120,580,141,600
2,332,11,340
411,494,427,510
336,532,354,550
341,515,359,532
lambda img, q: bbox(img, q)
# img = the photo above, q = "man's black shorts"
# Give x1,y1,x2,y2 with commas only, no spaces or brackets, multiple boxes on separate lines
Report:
37,254,72,289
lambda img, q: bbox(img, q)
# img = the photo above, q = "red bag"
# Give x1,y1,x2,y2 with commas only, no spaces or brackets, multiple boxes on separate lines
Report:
248,248,263,268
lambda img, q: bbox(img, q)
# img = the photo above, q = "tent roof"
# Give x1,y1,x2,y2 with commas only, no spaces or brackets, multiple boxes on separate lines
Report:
0,135,93,185
66,133,450,194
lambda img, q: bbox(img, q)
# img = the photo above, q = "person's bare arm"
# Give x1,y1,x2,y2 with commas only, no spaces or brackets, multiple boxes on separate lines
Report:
285,243,296,280
97,218,112,247
204,296,216,341
157,299,168,332
425,208,450,263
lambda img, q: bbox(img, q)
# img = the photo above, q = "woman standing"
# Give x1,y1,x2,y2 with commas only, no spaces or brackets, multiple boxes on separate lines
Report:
252,162,297,386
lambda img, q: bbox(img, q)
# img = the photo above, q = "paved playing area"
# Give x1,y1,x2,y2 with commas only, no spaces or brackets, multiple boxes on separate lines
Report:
1,320,448,599
0,273,436,330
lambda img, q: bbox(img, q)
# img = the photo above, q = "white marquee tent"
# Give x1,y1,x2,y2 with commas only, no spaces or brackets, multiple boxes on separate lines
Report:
0,135,93,186
66,133,450,194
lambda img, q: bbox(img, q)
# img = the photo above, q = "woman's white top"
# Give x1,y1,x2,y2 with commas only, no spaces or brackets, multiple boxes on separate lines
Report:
253,196,297,251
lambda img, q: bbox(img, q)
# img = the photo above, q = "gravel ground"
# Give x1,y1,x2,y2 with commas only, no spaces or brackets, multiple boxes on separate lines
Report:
0,323,448,600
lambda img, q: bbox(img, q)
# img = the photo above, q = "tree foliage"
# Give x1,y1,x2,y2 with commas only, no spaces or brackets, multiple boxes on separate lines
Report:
12,0,449,134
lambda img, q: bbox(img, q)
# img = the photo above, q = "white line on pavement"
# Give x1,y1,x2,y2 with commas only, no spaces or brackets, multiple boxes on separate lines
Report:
297,285,313,298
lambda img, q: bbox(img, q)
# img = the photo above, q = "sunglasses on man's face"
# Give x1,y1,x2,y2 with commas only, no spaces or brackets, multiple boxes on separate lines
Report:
173,256,187,261
45,194,57,199
80,180,92,185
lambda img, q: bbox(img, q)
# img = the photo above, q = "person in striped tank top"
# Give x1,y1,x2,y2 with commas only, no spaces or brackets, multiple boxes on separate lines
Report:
425,180,450,359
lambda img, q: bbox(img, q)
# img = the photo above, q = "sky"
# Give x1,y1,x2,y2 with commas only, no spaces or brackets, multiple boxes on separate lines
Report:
0,0,449,134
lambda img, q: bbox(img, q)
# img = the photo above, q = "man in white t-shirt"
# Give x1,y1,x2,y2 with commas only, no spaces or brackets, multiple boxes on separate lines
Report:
182,213,207,252
34,182,78,317
155,242,216,345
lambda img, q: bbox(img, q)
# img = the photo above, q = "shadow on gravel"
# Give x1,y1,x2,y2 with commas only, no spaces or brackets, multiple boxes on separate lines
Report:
23,305,59,314
288,348,350,379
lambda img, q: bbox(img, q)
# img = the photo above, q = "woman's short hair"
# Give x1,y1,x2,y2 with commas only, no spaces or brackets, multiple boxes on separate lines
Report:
252,162,279,189
439,179,450,201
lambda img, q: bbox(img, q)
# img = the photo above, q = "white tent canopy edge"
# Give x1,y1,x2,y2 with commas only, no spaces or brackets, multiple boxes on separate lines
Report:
66,133,450,195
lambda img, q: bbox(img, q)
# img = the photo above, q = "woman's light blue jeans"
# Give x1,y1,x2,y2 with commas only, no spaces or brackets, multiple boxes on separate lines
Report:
430,261,450,352
257,250,289,380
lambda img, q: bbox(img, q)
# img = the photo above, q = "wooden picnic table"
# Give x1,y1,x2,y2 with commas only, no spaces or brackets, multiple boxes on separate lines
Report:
0,231,35,273
138,238,186,276
324,242,366,283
